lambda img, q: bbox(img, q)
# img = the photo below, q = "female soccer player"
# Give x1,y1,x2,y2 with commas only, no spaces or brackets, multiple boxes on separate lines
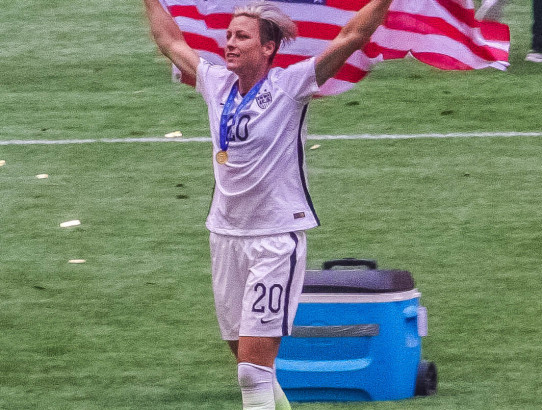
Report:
144,1,393,408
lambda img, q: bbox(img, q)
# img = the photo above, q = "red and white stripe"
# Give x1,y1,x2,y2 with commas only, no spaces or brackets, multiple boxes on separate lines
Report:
161,0,510,96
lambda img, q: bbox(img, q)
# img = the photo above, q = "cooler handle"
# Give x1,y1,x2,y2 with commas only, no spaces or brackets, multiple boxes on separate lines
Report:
292,324,379,338
322,258,377,270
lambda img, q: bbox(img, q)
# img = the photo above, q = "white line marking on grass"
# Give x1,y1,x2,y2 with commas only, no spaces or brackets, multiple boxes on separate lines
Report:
309,132,542,140
0,137,211,145
0,132,541,146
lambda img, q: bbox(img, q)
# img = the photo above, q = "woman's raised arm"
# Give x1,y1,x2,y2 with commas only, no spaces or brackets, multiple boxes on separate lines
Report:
144,0,200,80
315,0,393,87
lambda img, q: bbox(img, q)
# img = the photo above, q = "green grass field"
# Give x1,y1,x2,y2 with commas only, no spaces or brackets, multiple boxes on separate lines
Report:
1,1,541,409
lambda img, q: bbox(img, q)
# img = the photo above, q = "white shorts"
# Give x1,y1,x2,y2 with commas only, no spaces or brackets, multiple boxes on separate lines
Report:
209,231,307,340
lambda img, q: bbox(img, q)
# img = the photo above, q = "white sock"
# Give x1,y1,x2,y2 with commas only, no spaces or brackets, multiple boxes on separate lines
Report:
237,362,275,409
272,365,291,410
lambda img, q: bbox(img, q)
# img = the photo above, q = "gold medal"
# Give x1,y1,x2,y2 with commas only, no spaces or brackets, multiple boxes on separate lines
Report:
216,150,228,164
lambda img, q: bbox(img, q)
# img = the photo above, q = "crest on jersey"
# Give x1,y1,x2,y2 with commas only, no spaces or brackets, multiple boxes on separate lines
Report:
256,92,272,109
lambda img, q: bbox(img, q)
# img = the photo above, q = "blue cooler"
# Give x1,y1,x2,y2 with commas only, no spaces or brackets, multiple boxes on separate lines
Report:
276,259,437,402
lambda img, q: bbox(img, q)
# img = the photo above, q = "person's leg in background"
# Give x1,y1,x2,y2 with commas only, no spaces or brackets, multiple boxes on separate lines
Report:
526,0,542,61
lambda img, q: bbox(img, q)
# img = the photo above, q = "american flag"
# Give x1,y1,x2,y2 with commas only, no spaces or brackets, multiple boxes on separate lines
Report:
160,0,510,96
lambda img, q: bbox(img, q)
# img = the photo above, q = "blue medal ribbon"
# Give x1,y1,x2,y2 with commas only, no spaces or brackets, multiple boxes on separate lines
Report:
219,78,265,152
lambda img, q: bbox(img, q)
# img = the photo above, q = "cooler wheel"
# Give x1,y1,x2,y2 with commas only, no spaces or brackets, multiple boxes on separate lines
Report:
415,360,437,396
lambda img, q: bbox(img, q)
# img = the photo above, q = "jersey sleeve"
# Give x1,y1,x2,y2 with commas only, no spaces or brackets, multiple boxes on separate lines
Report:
273,57,320,103
196,58,233,104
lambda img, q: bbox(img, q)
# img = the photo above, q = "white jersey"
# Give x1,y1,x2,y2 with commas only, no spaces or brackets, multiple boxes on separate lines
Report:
196,57,321,236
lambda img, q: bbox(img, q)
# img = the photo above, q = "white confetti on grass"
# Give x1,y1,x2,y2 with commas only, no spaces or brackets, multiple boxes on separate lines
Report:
165,131,183,138
60,220,81,228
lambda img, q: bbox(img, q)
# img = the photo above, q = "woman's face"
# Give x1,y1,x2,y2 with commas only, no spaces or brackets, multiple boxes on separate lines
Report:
225,16,273,75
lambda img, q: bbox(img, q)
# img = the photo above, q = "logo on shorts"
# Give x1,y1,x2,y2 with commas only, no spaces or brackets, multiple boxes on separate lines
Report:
293,212,305,219
260,318,274,324
256,91,272,109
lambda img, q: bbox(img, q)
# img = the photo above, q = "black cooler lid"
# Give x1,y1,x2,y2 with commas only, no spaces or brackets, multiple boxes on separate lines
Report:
303,259,415,293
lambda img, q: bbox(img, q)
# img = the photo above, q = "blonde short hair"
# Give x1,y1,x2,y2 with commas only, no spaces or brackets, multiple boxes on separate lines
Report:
233,1,298,62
